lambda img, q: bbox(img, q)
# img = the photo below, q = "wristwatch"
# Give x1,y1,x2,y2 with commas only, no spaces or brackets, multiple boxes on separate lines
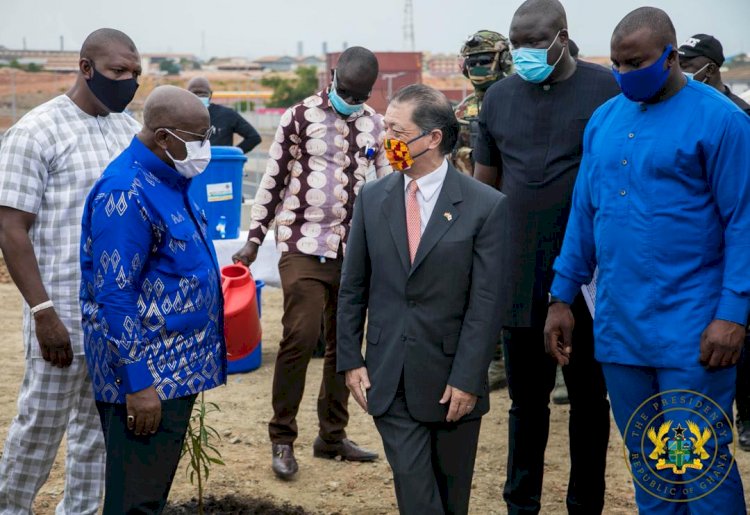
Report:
548,293,567,306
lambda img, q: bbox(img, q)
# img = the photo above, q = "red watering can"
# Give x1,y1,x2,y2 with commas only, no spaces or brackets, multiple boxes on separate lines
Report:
221,264,262,361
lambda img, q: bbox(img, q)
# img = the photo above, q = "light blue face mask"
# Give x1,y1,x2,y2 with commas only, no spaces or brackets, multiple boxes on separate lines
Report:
329,72,364,117
511,30,565,83
199,96,210,107
684,63,710,83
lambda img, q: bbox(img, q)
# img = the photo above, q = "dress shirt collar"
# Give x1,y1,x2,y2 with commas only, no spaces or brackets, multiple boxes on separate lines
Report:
404,158,449,202
129,135,188,188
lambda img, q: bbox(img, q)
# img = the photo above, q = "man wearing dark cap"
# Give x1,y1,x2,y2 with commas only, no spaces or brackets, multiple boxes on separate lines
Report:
679,34,750,115
0,28,141,514
680,33,750,453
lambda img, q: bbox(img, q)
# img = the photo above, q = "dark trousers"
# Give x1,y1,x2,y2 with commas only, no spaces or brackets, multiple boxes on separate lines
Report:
735,337,750,423
269,252,349,444
96,394,197,515
374,384,482,515
503,296,610,515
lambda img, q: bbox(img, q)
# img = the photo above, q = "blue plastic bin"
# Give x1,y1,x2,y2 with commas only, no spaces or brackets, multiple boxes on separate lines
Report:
227,280,264,374
189,146,246,240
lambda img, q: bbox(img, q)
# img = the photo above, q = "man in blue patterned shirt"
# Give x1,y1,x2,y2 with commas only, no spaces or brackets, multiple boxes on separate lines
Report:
80,85,226,514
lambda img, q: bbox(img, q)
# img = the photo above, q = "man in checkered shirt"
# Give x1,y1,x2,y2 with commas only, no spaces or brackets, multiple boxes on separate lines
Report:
0,29,141,514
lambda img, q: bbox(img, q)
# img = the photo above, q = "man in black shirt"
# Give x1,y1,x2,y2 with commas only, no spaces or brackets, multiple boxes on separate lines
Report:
473,0,619,513
679,33,750,454
679,34,750,116
187,77,262,153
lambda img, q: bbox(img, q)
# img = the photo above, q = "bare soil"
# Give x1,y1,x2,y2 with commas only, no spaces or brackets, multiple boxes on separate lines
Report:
0,277,747,513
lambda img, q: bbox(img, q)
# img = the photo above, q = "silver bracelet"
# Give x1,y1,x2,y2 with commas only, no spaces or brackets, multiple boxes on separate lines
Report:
30,300,54,316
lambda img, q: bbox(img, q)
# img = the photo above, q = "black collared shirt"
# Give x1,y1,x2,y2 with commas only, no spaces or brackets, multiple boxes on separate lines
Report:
475,60,620,326
207,103,262,153
724,85,750,116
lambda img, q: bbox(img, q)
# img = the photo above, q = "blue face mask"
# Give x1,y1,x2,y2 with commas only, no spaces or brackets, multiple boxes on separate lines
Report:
511,30,565,83
199,96,210,107
329,72,364,117
612,45,673,102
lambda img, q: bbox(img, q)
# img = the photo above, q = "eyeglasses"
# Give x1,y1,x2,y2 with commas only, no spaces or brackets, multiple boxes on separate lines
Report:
465,55,496,68
164,126,216,146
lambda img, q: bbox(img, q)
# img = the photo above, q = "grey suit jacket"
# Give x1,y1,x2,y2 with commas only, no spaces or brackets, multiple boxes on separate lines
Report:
337,164,507,422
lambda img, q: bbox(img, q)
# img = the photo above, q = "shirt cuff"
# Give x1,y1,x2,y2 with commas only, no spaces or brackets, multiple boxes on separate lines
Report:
247,227,265,245
714,289,750,326
550,274,580,305
116,359,153,394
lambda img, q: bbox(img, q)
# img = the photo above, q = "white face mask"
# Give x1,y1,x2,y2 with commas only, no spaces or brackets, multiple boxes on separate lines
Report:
163,129,212,178
685,62,710,83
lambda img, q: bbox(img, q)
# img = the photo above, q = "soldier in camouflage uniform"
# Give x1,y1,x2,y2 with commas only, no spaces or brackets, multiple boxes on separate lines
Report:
453,30,513,390
452,30,513,176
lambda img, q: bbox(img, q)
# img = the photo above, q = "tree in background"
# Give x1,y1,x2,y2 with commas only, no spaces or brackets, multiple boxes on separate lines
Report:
159,59,181,76
261,66,319,108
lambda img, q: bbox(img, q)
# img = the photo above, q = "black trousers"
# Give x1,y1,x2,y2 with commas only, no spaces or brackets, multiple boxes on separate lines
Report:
736,336,750,423
502,296,609,515
96,394,197,515
374,381,482,515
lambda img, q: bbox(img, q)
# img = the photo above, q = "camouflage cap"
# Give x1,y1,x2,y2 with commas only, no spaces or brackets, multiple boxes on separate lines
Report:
460,30,513,75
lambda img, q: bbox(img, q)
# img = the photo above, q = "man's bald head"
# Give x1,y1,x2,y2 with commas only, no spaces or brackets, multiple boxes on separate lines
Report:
80,28,138,61
75,28,141,116
187,77,212,98
612,7,676,49
513,0,567,32
337,46,379,90
144,85,209,132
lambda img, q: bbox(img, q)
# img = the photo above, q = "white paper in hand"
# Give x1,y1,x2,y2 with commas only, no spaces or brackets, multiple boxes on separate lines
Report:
581,267,598,319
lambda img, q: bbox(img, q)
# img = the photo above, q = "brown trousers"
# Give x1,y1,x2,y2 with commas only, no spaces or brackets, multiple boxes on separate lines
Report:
268,252,349,445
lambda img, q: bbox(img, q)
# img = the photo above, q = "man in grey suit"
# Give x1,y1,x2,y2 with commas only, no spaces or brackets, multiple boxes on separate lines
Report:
337,84,506,515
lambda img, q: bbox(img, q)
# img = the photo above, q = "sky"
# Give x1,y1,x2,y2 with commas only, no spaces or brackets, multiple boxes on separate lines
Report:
2,0,748,60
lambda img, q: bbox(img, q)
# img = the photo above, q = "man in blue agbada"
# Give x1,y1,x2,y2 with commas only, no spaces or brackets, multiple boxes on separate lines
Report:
80,85,226,514
545,7,750,514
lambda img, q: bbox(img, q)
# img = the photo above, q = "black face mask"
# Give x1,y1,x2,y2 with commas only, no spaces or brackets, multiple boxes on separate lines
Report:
86,62,139,113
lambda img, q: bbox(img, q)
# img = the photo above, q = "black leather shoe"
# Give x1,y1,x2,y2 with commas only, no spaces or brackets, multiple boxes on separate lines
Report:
738,421,750,452
271,443,298,479
312,436,379,462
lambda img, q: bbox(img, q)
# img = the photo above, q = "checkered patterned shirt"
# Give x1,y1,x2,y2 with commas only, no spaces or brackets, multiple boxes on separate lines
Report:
0,95,140,357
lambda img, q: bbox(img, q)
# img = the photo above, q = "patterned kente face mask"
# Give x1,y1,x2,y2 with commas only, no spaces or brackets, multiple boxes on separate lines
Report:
384,132,429,172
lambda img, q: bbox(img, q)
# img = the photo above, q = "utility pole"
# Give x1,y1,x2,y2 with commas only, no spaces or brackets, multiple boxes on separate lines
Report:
403,0,415,51
382,72,407,102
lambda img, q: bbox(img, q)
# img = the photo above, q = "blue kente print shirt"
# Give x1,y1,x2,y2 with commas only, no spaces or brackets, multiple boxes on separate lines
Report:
80,136,226,403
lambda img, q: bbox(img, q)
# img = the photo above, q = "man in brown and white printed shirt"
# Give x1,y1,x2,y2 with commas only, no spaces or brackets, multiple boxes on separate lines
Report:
233,46,390,480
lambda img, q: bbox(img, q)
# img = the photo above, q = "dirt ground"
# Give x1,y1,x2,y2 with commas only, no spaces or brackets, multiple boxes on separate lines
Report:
0,280,748,514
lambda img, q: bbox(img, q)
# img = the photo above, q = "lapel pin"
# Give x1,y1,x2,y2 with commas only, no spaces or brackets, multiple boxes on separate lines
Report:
444,212,453,222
